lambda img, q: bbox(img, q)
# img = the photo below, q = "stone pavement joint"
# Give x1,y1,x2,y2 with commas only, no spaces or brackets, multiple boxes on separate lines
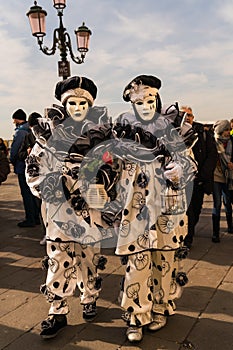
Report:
0,173,232,350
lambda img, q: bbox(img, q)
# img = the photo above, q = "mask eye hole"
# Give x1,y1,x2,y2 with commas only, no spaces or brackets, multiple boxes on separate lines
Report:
68,101,76,105
135,101,143,105
147,99,155,104
80,101,87,106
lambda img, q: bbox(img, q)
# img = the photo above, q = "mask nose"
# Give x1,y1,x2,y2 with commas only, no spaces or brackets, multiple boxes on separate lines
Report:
143,101,149,110
75,103,81,111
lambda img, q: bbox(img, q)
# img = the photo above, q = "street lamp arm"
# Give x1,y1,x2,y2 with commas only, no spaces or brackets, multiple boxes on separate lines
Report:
64,32,84,64
26,1,91,78
37,28,59,56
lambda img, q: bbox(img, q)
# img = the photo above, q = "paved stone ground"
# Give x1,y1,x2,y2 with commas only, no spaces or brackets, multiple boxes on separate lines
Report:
0,171,233,350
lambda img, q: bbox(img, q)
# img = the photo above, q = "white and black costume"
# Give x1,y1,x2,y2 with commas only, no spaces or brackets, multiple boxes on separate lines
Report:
26,77,118,337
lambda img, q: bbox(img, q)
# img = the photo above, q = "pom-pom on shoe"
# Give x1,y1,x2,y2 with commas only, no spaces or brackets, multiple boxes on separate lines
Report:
126,326,143,342
83,301,97,321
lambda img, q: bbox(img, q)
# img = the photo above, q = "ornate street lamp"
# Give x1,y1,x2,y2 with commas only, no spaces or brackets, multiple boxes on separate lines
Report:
26,1,92,79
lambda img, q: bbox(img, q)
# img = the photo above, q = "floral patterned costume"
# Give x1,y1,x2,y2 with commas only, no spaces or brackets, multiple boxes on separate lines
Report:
112,109,196,327
26,105,118,315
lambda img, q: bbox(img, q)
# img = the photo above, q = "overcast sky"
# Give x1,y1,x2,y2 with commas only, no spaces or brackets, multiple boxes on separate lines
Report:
1,0,233,139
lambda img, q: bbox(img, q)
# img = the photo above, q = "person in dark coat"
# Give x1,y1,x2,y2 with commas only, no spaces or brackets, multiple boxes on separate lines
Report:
181,106,218,248
10,108,41,227
0,138,8,156
0,150,10,185
18,112,46,243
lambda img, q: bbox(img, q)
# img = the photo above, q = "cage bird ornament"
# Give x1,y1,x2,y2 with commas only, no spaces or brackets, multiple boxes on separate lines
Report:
161,185,185,215
86,184,108,209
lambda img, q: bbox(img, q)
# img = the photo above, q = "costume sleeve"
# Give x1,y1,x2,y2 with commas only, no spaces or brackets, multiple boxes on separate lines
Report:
25,107,67,197
159,124,198,189
25,140,46,198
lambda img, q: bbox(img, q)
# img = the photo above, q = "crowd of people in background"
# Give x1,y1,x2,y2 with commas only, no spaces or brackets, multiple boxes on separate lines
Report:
1,75,233,343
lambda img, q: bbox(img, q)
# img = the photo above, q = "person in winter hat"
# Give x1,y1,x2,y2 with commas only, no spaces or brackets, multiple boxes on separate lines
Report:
10,108,41,227
25,76,117,339
211,119,233,242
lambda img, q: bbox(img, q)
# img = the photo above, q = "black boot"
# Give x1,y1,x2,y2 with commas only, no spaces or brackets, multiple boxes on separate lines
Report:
212,214,220,243
226,213,233,233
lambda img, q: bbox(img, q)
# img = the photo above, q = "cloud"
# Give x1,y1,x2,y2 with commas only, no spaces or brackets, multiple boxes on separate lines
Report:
1,1,233,139
217,1,233,23
109,11,174,43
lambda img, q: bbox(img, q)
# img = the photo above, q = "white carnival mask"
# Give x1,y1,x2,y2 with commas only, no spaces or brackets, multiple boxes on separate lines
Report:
66,96,89,121
131,84,158,121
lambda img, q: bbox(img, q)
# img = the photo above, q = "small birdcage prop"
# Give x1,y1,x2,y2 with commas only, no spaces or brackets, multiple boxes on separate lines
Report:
161,186,185,215
86,184,108,209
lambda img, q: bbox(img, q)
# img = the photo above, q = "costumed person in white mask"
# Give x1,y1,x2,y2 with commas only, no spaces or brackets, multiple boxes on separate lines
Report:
111,75,196,342
26,76,118,339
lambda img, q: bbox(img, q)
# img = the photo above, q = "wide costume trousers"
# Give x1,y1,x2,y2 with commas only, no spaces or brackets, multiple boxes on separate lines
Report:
40,211,103,316
121,249,185,326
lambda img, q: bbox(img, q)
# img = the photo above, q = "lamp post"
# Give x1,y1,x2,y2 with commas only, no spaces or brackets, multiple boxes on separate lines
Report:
26,0,92,80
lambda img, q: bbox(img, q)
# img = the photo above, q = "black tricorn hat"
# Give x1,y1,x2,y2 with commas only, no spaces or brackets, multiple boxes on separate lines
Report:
55,76,97,106
123,74,162,102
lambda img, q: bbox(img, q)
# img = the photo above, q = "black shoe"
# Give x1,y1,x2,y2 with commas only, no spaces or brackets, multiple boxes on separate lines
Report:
17,220,36,228
83,301,97,321
212,236,220,243
40,315,67,339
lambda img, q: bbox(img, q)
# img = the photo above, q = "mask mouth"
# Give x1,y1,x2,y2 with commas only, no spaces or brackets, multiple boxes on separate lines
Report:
141,110,152,116
70,113,87,121
74,112,83,117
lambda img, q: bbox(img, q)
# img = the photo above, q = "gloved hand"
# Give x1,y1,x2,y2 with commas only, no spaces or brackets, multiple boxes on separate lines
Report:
164,161,183,183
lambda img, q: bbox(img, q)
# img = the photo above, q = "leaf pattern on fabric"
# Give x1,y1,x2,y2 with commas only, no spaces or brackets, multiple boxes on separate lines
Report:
134,252,149,271
137,231,150,249
48,258,59,273
59,242,73,256
126,282,141,308
132,192,146,209
64,266,77,279
119,219,130,237
161,260,170,277
63,266,77,293
156,215,175,234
